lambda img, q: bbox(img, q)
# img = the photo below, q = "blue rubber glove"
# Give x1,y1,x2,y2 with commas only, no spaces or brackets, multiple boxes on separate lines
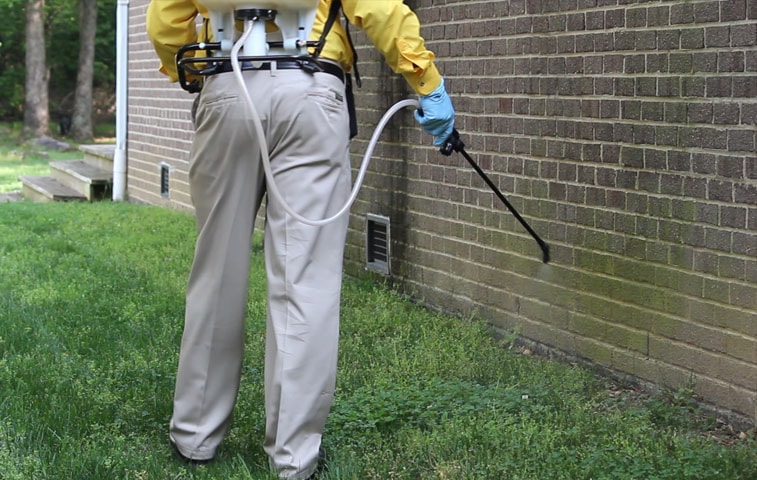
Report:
414,79,455,146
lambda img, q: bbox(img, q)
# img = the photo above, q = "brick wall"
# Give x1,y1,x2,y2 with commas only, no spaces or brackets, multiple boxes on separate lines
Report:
127,0,756,422
128,0,195,210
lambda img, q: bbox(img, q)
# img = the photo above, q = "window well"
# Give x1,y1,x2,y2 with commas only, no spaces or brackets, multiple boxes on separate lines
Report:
366,214,390,275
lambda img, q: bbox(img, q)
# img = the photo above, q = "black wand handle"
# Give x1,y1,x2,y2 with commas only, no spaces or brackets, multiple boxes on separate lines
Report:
440,129,550,264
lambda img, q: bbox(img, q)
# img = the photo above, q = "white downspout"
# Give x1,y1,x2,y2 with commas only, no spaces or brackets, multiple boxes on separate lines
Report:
113,0,129,201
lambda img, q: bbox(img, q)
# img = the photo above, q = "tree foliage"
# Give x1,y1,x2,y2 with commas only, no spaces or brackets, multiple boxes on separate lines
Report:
0,0,28,120
0,0,116,122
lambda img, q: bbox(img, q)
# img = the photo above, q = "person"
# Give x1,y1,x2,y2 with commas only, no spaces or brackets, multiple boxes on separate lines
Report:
146,1,455,478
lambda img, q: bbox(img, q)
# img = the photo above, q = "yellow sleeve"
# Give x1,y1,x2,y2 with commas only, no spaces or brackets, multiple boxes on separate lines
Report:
146,0,204,82
341,0,442,95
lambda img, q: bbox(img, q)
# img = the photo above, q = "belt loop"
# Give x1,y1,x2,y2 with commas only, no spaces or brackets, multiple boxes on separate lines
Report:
271,60,278,77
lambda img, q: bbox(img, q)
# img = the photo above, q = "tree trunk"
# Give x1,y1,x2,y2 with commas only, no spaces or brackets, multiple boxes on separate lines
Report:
23,0,49,138
70,0,97,141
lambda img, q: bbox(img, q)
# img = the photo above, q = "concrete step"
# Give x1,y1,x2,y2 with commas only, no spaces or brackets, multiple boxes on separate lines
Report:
49,160,112,200
80,144,116,171
19,175,87,203
18,143,116,203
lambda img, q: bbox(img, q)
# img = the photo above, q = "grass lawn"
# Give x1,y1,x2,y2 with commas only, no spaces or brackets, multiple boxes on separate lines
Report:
0,123,86,194
0,127,755,479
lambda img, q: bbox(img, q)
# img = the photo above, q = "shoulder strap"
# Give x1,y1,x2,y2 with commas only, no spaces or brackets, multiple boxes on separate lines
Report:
313,0,361,87
343,16,361,87
312,0,342,58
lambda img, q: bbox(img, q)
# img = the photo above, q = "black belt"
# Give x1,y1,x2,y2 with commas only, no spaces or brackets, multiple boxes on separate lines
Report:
212,59,345,84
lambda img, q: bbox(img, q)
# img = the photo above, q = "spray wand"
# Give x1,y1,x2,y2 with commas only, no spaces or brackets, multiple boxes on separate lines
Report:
439,129,551,264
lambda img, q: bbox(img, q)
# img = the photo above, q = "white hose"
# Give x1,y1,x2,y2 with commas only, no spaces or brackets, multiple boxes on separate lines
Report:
231,21,420,226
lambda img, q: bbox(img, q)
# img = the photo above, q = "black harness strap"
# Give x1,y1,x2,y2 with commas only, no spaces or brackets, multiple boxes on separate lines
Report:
313,0,342,57
343,17,361,88
313,0,360,87
312,0,361,137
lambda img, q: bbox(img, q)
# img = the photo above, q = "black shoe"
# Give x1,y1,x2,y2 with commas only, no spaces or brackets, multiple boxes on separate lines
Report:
170,439,213,465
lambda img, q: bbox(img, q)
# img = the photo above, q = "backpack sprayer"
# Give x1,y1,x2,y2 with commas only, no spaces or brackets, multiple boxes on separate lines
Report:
176,0,322,92
176,0,549,263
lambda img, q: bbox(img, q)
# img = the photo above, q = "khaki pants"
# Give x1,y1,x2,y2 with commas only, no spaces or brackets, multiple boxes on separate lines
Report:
169,65,350,479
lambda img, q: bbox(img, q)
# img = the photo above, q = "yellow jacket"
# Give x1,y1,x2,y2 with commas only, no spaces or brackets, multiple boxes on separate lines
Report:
146,0,442,95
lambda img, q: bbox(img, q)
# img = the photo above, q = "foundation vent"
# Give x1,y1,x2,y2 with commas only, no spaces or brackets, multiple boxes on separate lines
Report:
366,214,390,275
160,163,170,198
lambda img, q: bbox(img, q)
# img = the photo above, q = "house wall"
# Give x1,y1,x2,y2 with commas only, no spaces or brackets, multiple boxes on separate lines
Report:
128,0,195,211
127,0,757,423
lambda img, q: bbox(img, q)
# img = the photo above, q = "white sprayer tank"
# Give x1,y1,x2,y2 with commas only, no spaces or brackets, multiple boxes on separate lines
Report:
201,0,320,58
